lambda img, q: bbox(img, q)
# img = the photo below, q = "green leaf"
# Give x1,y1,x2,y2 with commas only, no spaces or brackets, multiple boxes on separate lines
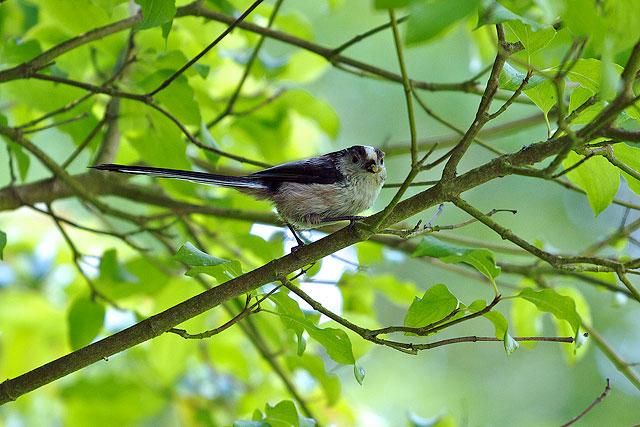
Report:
271,297,356,367
568,87,604,125
272,291,307,356
174,242,242,283
405,0,481,45
506,20,556,58
553,287,591,362
524,79,556,128
510,297,541,349
155,76,201,127
67,296,106,350
305,321,355,365
483,311,507,337
403,284,459,329
194,63,210,79
563,151,620,216
483,311,518,355
161,19,173,40
135,0,176,29
0,38,42,66
498,63,544,91
477,0,531,27
613,143,640,195
566,58,623,96
0,230,6,260
518,288,582,339
413,236,500,283
265,400,299,427
562,0,606,50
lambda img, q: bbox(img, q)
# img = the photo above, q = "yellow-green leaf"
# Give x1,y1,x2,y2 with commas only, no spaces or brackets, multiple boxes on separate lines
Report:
563,151,620,216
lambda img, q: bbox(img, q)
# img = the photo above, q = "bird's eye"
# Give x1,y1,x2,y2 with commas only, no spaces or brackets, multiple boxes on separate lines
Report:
352,156,358,163
380,158,384,165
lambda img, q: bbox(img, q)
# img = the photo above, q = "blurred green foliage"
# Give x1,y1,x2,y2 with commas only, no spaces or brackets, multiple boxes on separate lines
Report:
1,0,640,426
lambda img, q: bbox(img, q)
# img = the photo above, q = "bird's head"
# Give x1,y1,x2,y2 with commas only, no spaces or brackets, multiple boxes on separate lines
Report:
340,145,386,181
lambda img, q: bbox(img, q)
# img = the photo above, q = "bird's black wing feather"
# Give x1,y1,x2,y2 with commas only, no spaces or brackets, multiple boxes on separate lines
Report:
250,154,343,187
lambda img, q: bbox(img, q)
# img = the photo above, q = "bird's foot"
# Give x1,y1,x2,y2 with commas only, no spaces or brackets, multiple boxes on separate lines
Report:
285,222,306,253
322,215,366,235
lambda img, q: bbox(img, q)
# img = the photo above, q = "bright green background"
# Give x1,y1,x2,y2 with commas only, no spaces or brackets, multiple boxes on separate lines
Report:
1,0,640,425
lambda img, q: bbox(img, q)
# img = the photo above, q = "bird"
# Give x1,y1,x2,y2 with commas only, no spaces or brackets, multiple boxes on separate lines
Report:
91,145,386,248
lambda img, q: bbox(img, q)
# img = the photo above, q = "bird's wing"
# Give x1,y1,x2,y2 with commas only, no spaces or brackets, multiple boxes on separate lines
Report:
250,155,344,185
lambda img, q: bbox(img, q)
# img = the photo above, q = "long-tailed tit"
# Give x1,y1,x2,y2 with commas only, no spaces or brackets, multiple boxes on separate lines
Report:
92,145,386,247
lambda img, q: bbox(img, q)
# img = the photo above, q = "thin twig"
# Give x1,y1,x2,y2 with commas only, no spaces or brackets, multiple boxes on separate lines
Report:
560,378,611,427
331,15,409,55
148,0,265,96
21,113,89,134
206,0,284,128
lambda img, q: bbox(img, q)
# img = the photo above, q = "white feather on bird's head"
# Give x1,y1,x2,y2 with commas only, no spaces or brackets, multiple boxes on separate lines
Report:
337,145,386,182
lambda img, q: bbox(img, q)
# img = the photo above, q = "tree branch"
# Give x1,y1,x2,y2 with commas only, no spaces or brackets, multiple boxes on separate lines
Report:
560,379,611,427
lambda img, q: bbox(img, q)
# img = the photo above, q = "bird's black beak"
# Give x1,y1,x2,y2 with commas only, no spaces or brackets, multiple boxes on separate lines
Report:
366,162,380,173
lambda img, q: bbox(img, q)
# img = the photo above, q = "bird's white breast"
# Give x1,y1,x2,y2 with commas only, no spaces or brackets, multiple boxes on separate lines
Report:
273,167,385,227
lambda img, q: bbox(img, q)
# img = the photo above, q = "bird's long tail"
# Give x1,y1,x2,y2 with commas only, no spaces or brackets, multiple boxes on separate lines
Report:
91,164,266,189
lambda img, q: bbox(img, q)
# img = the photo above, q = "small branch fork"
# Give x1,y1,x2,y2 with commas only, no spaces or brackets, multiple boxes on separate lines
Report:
168,293,262,339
